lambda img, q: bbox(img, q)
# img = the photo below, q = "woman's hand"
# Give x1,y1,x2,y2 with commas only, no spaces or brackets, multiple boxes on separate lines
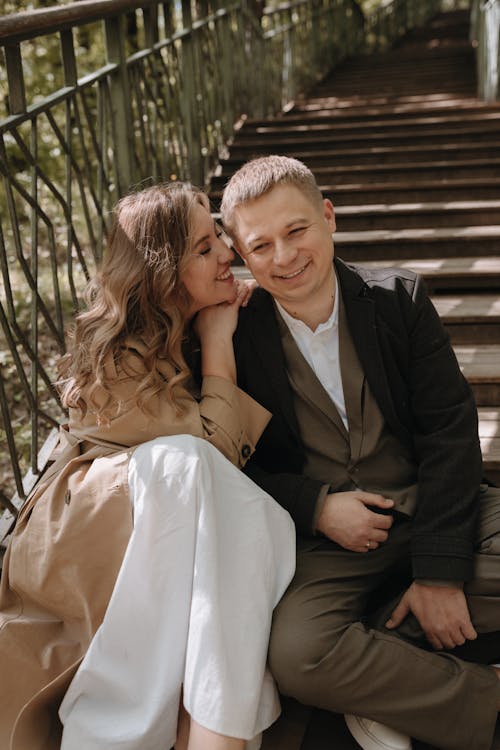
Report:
194,279,257,343
194,279,257,383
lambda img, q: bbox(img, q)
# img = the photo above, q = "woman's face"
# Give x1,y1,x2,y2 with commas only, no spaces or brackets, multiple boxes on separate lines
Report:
180,201,236,315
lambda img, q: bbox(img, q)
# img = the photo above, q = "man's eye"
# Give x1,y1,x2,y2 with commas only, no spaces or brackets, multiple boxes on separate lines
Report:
251,243,269,254
290,226,306,236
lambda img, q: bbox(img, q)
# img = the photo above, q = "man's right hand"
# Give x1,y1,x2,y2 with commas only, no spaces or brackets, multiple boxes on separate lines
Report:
315,491,394,552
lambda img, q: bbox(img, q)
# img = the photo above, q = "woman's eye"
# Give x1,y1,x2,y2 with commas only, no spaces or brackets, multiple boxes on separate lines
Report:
198,246,212,256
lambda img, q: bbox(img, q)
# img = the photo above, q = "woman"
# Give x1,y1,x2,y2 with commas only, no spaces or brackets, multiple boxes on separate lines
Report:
0,183,295,750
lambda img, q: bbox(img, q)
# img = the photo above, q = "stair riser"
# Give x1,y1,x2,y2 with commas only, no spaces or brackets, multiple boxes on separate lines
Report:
212,167,500,190
336,238,500,261
236,119,500,141
336,210,500,231
329,185,500,205
469,384,500,407
446,324,500,345
426,278,500,294
230,131,500,154
209,186,500,208
245,106,500,130
223,146,500,168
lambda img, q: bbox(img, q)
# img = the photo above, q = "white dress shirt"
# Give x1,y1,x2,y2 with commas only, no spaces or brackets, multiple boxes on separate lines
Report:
275,275,348,430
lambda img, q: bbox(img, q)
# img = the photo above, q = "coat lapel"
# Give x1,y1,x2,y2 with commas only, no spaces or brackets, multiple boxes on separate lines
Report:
335,258,409,445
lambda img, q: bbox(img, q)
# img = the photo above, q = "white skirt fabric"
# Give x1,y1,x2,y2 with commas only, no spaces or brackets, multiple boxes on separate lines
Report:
59,435,295,750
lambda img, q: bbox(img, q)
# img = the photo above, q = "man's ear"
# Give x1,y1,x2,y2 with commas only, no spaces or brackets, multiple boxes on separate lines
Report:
323,198,336,233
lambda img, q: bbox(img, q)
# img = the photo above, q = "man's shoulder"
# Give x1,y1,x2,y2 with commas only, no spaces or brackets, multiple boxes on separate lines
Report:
238,285,275,323
336,257,418,296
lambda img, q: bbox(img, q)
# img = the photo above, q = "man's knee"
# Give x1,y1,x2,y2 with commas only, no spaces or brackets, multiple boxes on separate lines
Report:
268,600,345,703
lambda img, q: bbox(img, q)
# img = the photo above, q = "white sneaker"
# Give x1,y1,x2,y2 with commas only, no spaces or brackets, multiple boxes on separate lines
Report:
345,714,412,750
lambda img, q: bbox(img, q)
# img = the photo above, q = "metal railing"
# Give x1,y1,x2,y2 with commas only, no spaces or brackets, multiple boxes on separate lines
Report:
472,0,500,100
0,0,365,534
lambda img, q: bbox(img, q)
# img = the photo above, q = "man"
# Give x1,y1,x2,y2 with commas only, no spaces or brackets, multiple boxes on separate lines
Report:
220,156,500,750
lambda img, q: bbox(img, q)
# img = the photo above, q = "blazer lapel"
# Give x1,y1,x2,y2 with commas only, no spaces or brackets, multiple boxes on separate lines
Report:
335,258,408,444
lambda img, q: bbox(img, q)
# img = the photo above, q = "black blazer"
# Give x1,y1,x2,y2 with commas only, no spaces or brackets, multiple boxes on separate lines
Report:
234,257,483,582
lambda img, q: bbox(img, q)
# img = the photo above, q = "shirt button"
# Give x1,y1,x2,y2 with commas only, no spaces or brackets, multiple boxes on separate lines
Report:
241,444,251,458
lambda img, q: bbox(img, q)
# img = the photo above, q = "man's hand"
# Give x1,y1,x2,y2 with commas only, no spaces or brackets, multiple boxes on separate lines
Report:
385,582,478,650
315,491,394,552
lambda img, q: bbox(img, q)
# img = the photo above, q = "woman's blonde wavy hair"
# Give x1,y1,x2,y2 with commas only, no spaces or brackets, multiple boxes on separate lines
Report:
58,182,207,419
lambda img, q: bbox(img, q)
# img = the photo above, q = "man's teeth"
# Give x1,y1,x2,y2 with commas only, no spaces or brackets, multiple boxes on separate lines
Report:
217,270,232,280
281,265,306,279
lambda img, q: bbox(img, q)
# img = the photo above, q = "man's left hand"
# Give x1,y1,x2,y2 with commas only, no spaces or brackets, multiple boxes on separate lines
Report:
385,582,478,650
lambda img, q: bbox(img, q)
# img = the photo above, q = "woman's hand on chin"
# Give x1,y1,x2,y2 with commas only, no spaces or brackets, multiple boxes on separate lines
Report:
195,280,257,344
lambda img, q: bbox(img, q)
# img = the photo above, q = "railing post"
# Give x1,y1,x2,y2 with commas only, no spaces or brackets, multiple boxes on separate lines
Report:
104,14,137,195
181,0,204,185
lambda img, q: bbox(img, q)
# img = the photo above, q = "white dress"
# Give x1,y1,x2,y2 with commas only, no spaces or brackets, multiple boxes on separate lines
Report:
59,435,295,750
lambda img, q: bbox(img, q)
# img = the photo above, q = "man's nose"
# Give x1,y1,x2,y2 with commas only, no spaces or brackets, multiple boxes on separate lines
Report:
274,239,297,266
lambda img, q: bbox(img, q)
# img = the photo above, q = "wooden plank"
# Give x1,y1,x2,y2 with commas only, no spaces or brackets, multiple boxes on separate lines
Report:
334,225,500,245
432,295,500,323
261,699,312,750
455,345,500,382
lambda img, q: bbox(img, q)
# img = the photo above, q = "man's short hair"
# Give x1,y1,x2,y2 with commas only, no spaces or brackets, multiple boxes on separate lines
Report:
220,155,324,239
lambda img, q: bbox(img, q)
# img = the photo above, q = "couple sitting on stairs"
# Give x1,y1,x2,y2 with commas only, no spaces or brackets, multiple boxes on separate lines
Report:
1,156,500,750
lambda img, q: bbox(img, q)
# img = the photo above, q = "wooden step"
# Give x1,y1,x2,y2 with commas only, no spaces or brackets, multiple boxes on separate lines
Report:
245,102,500,129
433,294,500,344
478,407,500,484
210,180,500,208
213,161,500,191
229,128,500,156
242,110,500,134
455,345,500,406
334,226,500,261
222,142,500,170
334,201,500,231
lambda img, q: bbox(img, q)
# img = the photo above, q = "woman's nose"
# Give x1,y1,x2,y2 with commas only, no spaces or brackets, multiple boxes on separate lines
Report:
218,237,234,263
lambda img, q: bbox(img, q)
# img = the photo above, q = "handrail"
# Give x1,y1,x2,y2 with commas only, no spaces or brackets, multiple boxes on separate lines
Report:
0,0,159,43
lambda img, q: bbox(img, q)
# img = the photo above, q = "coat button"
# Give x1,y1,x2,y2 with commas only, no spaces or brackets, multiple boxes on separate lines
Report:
241,444,251,458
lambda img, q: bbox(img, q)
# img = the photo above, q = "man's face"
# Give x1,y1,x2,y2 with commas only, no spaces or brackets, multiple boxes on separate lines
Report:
232,184,336,313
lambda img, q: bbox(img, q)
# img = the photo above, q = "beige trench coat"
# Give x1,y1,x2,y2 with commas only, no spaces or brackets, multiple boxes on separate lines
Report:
0,340,270,750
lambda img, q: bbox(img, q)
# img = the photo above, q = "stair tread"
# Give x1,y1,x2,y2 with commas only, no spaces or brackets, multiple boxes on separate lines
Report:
243,111,500,133
330,201,500,216
432,295,500,321
334,225,500,243
455,345,500,381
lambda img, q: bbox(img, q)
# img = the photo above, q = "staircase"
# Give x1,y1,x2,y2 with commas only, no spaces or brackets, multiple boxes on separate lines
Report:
210,11,500,748
210,9,500,494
